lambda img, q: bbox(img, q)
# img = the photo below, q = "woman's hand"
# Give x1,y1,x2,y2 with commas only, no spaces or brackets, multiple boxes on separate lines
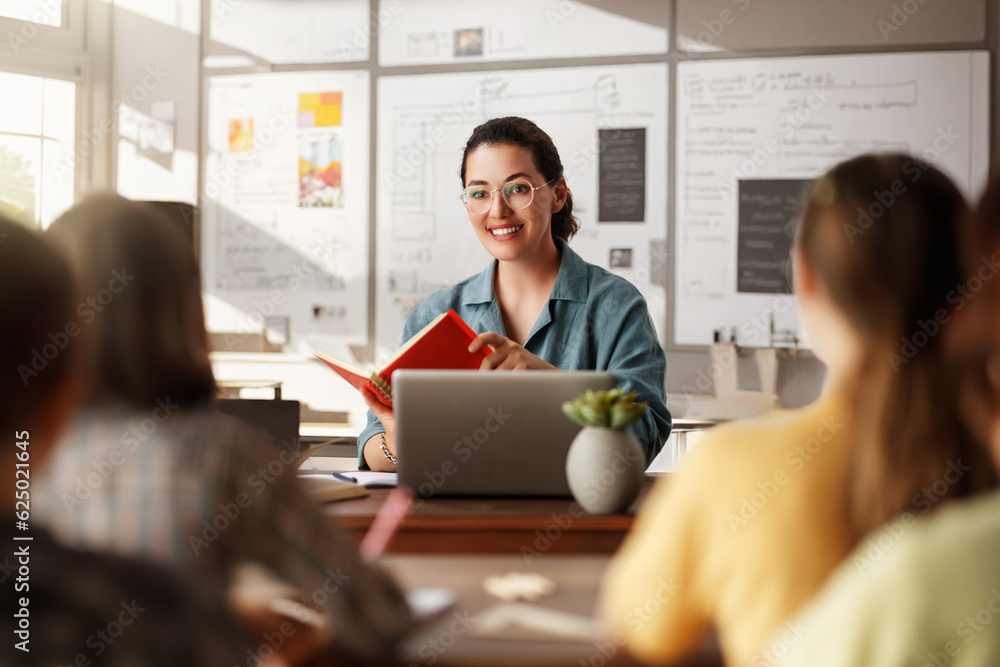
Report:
361,387,397,471
470,332,557,371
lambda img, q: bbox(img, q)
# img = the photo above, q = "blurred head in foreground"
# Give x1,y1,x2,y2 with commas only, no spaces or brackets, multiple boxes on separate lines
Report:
794,153,996,537
46,194,216,409
0,216,80,467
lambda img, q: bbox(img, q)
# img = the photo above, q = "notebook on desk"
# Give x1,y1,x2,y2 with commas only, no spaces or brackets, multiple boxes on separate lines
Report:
394,370,616,498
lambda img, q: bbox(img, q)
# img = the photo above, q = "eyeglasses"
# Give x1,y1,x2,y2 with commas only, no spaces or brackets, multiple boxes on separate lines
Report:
459,178,556,214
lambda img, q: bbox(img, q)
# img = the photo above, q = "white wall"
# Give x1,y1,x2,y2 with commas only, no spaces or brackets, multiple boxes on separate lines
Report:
110,0,201,204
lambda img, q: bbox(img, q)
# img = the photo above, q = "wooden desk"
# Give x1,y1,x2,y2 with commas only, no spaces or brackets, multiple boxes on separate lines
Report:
322,477,659,555
371,553,722,667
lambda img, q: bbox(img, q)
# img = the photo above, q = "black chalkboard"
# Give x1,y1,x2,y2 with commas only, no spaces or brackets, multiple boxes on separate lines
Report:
598,128,646,222
736,179,813,294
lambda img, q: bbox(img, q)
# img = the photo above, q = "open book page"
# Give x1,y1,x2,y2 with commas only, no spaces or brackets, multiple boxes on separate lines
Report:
313,352,371,389
314,351,391,406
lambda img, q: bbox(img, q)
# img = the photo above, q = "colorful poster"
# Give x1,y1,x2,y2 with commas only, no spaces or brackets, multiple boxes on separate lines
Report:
228,118,254,152
297,91,344,207
298,135,344,207
298,91,342,127
204,71,370,349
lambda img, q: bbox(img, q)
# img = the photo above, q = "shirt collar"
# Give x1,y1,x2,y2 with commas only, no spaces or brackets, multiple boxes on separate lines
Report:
549,238,588,303
462,259,496,305
460,237,589,306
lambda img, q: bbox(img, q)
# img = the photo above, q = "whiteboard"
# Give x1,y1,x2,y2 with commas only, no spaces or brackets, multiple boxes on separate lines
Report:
203,70,371,351
378,0,668,66
210,0,370,64
674,51,990,347
375,63,668,356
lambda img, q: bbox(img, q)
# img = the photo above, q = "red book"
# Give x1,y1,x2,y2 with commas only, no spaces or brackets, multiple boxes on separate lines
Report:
315,309,490,408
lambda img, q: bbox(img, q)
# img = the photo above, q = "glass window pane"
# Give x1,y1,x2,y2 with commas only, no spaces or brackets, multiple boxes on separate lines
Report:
43,77,75,143
0,71,75,228
41,138,73,227
0,71,43,135
0,135,41,225
0,0,64,27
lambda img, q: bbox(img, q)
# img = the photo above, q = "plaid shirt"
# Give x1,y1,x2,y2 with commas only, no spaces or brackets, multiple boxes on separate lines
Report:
1,523,249,666
33,406,414,662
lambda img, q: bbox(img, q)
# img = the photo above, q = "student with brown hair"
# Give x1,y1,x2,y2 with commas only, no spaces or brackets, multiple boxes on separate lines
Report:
601,154,997,666
31,194,413,664
0,216,251,666
765,166,1000,667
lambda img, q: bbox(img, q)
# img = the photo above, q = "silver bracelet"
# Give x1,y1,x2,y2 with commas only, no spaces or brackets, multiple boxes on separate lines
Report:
379,433,397,464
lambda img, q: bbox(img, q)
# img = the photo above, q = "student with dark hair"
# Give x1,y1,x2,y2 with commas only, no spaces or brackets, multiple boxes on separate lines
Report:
0,217,250,666
32,194,413,664
358,116,671,470
600,154,997,666
766,166,1000,667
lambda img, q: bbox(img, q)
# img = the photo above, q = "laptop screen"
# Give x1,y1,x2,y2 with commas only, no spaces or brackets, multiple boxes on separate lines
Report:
393,370,615,498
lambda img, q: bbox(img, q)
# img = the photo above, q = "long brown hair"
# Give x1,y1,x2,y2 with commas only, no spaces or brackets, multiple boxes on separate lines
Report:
797,154,997,538
460,116,580,242
46,194,216,409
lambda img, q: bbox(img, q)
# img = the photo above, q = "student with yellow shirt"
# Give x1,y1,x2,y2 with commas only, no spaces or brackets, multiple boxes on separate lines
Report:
600,154,998,666
762,166,1000,667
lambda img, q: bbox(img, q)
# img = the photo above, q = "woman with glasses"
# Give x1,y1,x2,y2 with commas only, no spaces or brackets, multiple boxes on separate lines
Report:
358,116,671,471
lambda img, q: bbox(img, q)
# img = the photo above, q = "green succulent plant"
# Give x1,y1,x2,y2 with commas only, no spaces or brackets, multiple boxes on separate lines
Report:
561,387,648,430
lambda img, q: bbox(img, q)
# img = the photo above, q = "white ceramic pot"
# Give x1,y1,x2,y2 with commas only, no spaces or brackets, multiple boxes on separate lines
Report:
565,427,646,514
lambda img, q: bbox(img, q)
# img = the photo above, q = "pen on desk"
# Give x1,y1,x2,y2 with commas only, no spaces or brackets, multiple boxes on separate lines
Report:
331,472,358,484
360,486,416,561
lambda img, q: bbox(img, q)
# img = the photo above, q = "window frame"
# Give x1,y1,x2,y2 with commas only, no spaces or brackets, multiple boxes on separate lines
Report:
0,0,87,228
0,0,85,57
0,67,82,227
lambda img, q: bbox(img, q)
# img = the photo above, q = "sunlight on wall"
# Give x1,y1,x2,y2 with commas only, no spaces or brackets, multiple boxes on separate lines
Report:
116,138,199,205
111,0,199,35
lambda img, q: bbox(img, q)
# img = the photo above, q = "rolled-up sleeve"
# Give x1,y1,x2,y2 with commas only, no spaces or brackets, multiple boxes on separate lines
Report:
595,290,672,465
356,304,434,469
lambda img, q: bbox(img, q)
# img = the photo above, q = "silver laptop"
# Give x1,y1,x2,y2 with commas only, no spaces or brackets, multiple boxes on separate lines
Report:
394,370,616,498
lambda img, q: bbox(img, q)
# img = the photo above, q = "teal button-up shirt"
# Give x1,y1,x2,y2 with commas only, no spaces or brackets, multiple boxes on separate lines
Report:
358,238,672,468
